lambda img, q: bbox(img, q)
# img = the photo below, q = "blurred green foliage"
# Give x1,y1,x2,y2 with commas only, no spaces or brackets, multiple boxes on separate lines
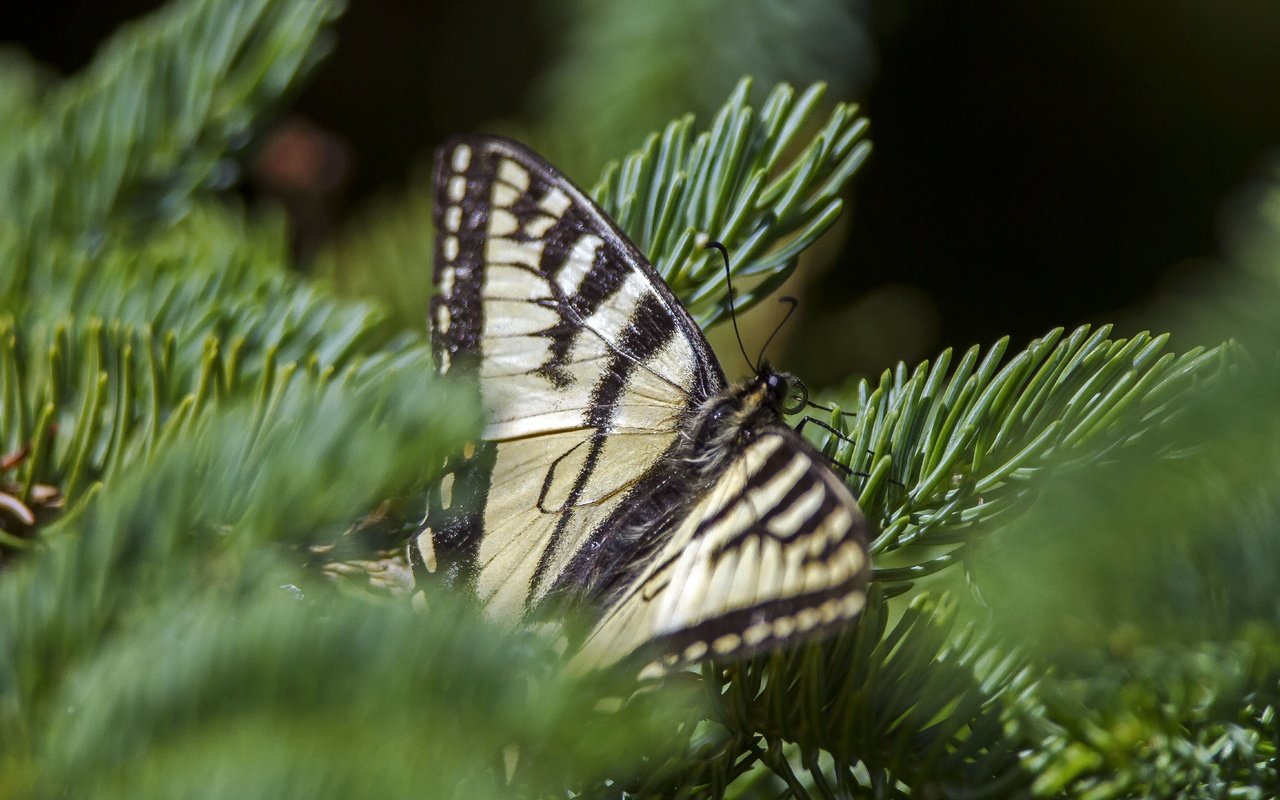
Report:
0,0,1277,798
526,0,874,181
317,0,874,334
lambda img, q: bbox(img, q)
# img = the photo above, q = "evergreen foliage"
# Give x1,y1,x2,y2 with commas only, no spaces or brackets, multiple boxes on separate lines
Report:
1,1,1276,797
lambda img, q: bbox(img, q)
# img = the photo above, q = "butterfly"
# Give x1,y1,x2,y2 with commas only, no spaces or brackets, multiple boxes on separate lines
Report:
415,136,869,674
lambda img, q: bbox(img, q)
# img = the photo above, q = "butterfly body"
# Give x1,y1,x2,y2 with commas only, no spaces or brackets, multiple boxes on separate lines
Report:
419,136,869,673
547,366,823,603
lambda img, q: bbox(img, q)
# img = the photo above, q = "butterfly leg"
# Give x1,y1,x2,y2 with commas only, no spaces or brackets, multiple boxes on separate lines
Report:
794,414,853,443
794,415,860,477
794,416,906,490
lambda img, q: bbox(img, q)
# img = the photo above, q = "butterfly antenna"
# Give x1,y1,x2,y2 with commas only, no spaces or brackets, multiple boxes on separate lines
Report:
756,296,799,372
705,241,754,374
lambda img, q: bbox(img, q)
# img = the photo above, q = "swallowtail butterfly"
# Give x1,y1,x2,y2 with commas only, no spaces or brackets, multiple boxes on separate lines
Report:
416,136,870,674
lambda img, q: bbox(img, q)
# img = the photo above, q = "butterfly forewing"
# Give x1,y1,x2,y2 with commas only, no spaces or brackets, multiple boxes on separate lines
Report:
427,137,724,619
425,135,870,671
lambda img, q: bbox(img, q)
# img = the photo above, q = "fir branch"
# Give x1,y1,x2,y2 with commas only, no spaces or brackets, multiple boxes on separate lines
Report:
598,591,1039,800
0,363,478,767
592,78,870,326
2,200,425,550
0,0,340,292
1032,634,1280,798
18,203,402,377
0,312,425,554
806,325,1230,587
641,327,1240,796
967,357,1280,798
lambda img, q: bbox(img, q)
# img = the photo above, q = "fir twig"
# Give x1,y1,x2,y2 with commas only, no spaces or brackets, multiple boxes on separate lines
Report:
801,326,1231,587
592,77,871,326
0,0,340,282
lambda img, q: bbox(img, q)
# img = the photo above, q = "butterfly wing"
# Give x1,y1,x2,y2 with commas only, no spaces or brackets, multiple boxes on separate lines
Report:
424,136,727,621
571,427,870,673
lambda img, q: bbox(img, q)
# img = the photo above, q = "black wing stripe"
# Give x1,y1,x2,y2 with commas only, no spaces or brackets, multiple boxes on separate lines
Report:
432,144,492,369
536,232,628,389
423,143,499,586
528,293,680,603
591,294,679,425
652,582,867,663
566,429,870,674
535,205,589,277
692,442,798,537
420,442,496,592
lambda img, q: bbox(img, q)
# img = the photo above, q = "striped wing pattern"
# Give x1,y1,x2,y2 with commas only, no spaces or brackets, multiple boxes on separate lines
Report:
573,430,868,673
426,137,724,620
424,135,870,671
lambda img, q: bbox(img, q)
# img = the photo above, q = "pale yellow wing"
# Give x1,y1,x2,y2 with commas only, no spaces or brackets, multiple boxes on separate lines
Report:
422,136,726,621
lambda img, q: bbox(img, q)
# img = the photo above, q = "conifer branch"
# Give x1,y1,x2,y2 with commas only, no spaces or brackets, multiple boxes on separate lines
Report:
0,0,340,296
592,77,870,326
809,326,1230,585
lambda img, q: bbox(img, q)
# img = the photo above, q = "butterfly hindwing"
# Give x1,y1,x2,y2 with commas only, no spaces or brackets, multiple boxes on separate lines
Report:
426,136,725,620
425,135,870,672
573,428,868,673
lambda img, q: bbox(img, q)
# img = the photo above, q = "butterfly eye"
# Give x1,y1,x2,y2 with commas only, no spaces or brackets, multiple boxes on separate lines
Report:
782,380,808,416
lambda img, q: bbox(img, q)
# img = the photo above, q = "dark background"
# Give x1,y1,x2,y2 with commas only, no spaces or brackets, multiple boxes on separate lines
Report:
6,0,1279,383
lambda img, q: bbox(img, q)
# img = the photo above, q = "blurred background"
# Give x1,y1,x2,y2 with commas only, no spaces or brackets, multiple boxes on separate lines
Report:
6,0,1280,384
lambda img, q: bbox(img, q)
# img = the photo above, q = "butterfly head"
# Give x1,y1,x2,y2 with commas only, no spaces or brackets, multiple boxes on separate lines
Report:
758,363,810,416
